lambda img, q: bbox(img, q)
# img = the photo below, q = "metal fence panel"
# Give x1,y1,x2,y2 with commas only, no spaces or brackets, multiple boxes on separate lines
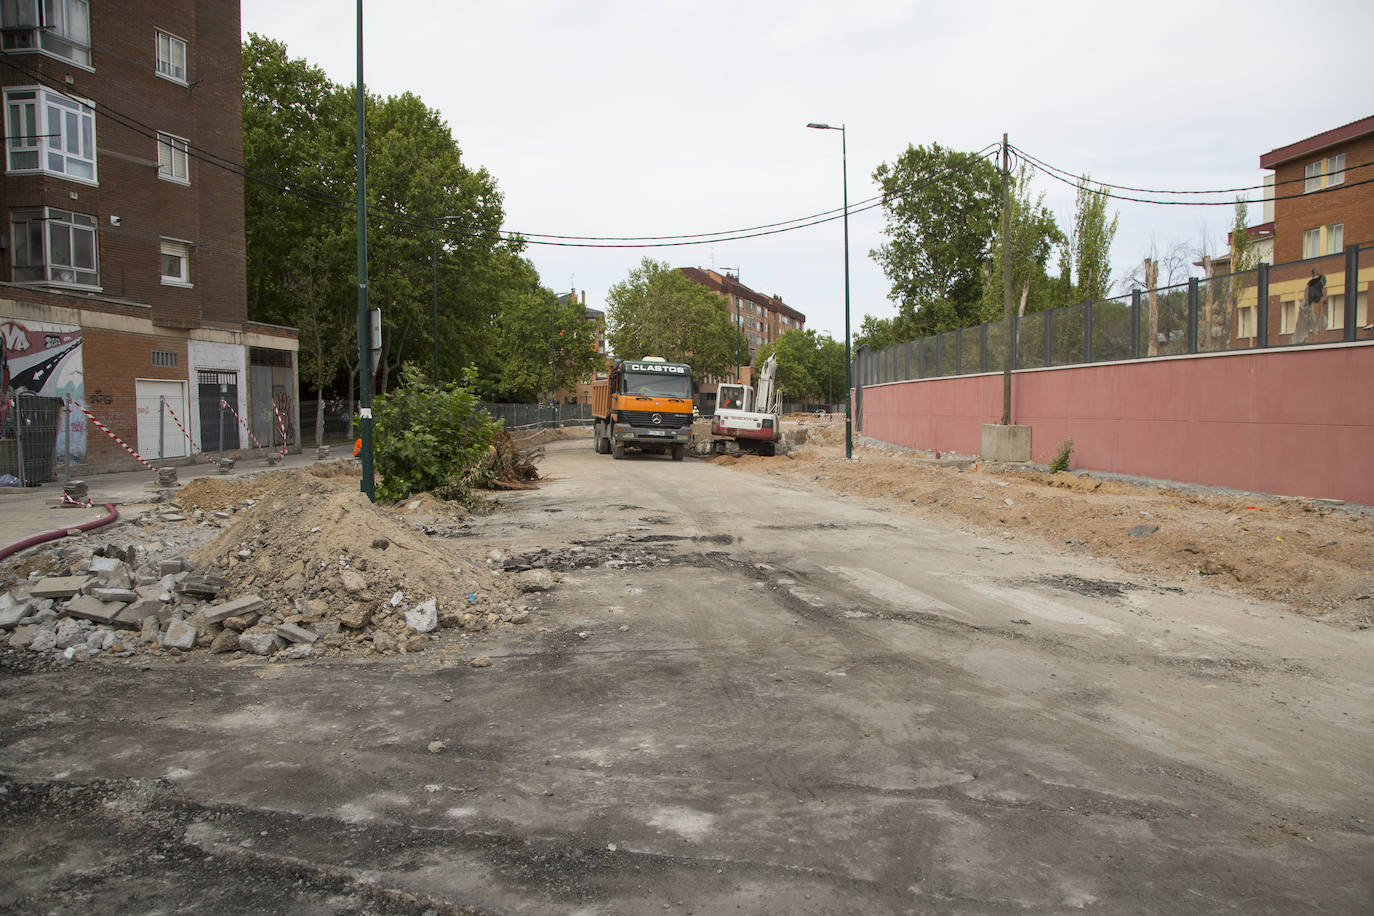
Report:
1017,312,1046,368
936,331,957,376
1051,302,1087,366
960,326,982,374
1091,295,1134,362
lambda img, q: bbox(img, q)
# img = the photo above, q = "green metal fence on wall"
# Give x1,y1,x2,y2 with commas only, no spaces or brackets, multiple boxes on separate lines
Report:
854,244,1371,388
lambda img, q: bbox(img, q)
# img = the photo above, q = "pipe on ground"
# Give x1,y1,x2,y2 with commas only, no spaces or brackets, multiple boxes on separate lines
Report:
0,502,120,561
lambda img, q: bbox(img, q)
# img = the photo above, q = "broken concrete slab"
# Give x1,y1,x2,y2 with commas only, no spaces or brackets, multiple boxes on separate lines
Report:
64,594,125,626
0,600,31,629
160,619,196,651
238,632,275,655
91,587,138,604
176,574,230,597
29,576,93,600
113,599,163,631
209,630,239,654
203,595,265,625
309,619,341,637
8,624,39,648
275,622,318,644
405,598,438,634
53,618,86,649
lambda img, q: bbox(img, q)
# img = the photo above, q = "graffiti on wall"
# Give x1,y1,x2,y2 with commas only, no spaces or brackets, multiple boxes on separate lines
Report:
0,320,86,460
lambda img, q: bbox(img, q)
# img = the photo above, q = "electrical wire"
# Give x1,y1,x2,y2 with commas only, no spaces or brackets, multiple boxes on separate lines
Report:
1010,142,1373,197
1012,149,1374,207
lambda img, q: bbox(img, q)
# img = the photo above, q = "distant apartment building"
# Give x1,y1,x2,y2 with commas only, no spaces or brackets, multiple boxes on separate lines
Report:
0,0,298,474
678,266,805,391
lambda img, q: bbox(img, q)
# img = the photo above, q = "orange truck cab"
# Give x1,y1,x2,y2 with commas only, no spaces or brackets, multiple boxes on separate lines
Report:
590,357,695,461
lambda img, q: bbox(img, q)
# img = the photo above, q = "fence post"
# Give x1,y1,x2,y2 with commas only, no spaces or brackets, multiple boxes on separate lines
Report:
1084,301,1094,364
13,392,25,488
1131,289,1142,358
1345,245,1359,342
217,385,226,464
1044,308,1054,367
1011,316,1020,370
955,328,963,375
1187,277,1200,353
980,323,988,372
63,397,71,485
1256,263,1270,348
158,395,166,467
916,338,924,378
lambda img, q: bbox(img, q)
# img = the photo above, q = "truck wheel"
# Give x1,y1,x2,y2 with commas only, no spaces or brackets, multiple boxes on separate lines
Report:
599,435,611,454
612,441,625,460
671,444,685,461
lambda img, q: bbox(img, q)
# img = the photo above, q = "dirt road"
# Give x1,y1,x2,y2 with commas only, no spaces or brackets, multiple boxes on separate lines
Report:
2,437,1371,913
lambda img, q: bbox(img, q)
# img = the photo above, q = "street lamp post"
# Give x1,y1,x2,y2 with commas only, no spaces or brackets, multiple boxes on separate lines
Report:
806,122,852,459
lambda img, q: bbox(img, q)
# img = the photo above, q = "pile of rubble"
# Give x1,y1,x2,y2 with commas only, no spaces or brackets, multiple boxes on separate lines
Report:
0,468,560,666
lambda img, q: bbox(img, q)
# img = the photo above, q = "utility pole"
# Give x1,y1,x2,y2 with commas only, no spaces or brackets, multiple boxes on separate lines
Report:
1000,132,1013,426
354,0,374,500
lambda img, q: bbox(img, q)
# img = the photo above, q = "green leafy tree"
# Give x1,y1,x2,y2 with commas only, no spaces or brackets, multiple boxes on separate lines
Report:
981,163,1067,318
872,144,1001,335
488,252,602,401
605,259,736,379
1068,175,1119,302
372,365,499,502
854,314,914,350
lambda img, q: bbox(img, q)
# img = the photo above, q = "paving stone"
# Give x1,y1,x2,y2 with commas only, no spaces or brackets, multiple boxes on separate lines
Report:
139,616,160,643
113,599,163,630
64,594,124,625
160,619,196,650
0,600,31,629
29,576,93,600
8,624,39,648
159,557,188,576
92,588,138,604
203,595,264,625
238,632,275,655
276,622,318,644
177,574,230,597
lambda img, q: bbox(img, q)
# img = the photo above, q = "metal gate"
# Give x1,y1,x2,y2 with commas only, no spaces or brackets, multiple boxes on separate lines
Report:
197,370,240,453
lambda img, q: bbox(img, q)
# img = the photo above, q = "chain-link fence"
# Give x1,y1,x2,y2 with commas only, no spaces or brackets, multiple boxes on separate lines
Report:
855,244,1372,385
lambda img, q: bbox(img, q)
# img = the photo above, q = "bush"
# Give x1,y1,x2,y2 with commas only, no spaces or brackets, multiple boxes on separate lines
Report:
1049,436,1074,474
373,365,500,502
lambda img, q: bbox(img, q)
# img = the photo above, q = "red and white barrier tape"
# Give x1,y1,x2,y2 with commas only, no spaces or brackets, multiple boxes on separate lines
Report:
162,402,223,466
271,402,288,457
70,399,157,472
220,398,267,455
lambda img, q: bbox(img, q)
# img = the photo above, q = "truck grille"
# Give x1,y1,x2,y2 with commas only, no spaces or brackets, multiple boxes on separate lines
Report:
620,410,691,429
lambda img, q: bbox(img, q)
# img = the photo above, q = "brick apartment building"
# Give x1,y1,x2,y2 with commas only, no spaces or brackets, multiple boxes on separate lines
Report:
0,0,298,475
1256,114,1372,342
677,267,805,408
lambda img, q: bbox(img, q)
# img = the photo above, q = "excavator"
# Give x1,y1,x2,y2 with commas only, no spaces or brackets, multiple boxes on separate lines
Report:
710,354,781,456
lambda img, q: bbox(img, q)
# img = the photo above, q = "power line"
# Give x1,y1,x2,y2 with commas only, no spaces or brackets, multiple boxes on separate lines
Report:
1013,149,1374,207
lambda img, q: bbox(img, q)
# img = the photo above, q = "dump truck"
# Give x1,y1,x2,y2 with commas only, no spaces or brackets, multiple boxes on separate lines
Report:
591,357,695,461
710,353,781,456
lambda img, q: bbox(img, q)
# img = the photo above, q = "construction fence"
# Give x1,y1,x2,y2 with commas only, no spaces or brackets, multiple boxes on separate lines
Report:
853,244,1372,389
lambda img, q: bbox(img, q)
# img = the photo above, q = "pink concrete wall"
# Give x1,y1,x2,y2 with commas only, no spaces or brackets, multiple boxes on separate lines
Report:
859,344,1374,505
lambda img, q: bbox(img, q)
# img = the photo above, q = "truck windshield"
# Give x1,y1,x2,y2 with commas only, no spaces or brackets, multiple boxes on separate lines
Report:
622,371,692,398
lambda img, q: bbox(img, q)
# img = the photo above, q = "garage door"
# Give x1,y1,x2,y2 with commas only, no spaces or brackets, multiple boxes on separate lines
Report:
135,379,188,461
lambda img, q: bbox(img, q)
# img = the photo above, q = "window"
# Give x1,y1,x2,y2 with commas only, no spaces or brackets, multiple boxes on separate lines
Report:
1324,292,1369,331
1279,300,1297,335
160,239,191,286
3,87,96,182
1328,153,1345,187
0,0,90,67
1236,305,1255,339
1304,161,1322,194
157,132,189,184
152,350,178,367
1303,224,1343,259
10,207,99,287
156,30,188,83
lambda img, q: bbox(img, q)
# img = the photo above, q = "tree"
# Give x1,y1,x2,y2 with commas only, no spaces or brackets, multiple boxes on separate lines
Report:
1067,175,1119,302
854,314,914,350
487,252,602,402
981,163,1067,319
605,259,737,379
871,144,1001,335
754,329,843,403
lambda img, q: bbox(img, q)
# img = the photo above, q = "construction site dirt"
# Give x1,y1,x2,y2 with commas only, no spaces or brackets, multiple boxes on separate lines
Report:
1,425,1370,914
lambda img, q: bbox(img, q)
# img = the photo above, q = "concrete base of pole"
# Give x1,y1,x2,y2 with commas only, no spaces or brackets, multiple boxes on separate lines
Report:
980,424,1032,463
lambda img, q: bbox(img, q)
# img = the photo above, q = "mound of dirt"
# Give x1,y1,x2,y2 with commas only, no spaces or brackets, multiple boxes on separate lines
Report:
729,428,1374,628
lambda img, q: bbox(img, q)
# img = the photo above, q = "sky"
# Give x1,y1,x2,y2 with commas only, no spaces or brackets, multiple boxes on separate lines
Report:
240,0,1374,343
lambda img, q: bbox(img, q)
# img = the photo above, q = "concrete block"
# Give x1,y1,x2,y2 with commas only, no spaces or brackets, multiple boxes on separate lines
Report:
160,619,196,650
29,576,93,600
239,632,276,655
159,557,188,576
177,574,229,597
88,556,124,575
92,588,138,604
9,624,39,648
203,595,265,625
29,629,58,652
309,619,341,637
276,622,318,644
980,424,1032,463
0,600,31,629
54,618,86,649
64,595,125,625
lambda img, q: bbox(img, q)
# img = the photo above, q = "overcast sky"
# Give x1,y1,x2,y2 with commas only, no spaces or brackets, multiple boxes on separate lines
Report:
240,0,1373,343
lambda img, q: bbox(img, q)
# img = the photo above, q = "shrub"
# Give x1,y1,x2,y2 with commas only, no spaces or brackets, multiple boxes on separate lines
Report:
1049,436,1074,474
373,365,500,502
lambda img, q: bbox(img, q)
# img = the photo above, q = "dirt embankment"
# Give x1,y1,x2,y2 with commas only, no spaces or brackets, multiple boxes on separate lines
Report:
719,421,1374,628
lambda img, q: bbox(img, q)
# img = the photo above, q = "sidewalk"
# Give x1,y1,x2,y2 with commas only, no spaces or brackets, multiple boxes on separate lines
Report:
0,451,346,553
